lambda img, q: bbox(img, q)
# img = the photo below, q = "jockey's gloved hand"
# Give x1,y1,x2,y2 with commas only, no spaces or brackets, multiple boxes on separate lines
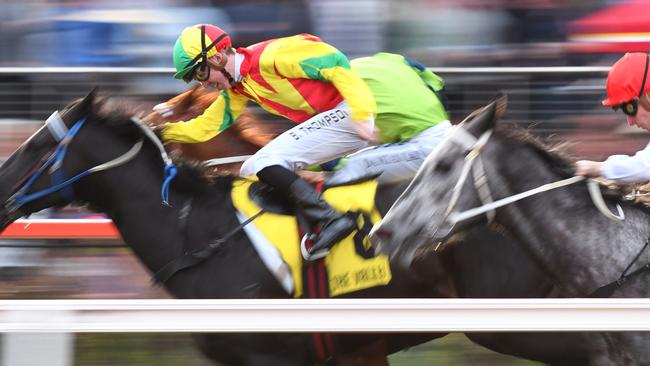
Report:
153,102,175,118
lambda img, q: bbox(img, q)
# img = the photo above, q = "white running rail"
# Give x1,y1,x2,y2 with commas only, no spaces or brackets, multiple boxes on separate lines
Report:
2,298,650,333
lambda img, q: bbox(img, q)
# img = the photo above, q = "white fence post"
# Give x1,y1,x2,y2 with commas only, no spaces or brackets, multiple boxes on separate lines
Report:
2,333,73,366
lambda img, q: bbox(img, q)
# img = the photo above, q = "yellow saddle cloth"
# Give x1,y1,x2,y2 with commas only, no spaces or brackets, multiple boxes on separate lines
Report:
231,179,392,298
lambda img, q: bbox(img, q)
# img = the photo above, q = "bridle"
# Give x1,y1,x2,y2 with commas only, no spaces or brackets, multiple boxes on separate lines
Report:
440,124,625,232
2,112,177,219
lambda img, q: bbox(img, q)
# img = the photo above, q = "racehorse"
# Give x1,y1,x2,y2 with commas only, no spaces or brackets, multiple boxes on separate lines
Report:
0,90,445,366
0,90,593,365
371,95,650,365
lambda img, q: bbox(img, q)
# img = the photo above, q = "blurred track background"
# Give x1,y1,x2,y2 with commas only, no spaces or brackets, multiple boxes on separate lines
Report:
1,0,647,364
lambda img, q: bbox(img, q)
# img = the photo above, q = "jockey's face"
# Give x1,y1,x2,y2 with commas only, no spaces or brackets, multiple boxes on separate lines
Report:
199,66,233,90
627,94,650,131
196,55,233,91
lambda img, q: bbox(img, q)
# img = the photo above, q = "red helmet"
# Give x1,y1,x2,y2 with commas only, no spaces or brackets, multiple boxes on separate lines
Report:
603,52,650,107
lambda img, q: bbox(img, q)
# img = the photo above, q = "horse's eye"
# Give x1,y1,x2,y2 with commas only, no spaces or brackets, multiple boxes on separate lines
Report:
435,160,452,173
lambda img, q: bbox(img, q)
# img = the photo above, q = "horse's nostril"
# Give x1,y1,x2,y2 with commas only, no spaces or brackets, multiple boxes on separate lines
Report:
374,228,393,241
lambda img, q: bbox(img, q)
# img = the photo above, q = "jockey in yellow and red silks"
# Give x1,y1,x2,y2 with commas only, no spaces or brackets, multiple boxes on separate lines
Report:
162,24,377,257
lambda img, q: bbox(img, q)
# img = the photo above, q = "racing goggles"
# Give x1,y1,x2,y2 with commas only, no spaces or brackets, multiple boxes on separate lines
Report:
614,98,640,117
183,61,211,83
182,60,234,84
613,54,649,117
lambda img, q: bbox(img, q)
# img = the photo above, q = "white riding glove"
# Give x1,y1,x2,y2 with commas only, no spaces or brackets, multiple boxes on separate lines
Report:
153,102,175,118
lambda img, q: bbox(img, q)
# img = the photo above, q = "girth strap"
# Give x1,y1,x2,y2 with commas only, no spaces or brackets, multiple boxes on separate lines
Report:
153,209,265,284
589,263,650,298
589,234,650,298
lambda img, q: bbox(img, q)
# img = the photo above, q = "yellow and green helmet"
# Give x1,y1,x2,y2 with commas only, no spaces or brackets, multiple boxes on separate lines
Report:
173,24,232,80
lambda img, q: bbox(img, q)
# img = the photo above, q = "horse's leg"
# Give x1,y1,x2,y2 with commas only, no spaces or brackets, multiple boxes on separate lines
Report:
586,333,626,366
614,332,650,365
592,332,650,366
192,333,310,366
336,339,390,366
465,332,590,366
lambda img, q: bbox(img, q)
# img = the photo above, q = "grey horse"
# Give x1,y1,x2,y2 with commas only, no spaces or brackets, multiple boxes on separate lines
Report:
371,95,650,365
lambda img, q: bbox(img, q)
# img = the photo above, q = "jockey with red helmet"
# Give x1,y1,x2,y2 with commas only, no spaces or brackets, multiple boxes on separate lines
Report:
161,24,377,257
576,52,650,182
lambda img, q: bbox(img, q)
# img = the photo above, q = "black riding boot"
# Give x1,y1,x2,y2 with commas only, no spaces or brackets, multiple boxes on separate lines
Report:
287,178,357,255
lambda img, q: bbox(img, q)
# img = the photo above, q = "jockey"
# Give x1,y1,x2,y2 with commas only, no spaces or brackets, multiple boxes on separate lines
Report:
320,52,450,186
575,52,650,182
161,24,376,256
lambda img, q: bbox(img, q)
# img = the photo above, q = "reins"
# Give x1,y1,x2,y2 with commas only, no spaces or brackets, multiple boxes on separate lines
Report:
449,176,586,225
130,117,177,205
443,125,625,228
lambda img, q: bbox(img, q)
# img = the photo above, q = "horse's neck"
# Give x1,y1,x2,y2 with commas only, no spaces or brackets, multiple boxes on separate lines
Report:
96,176,233,279
498,173,650,295
106,196,188,274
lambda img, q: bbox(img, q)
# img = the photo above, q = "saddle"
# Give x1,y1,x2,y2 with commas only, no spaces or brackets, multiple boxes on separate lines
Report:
231,178,392,298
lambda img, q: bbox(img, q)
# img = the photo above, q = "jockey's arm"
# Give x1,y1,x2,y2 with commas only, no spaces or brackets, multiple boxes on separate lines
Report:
161,90,248,143
600,141,650,183
273,39,376,123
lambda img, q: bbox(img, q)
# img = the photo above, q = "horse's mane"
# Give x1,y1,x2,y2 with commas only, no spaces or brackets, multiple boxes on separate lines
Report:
495,123,576,178
493,123,650,209
79,97,237,193
162,157,237,195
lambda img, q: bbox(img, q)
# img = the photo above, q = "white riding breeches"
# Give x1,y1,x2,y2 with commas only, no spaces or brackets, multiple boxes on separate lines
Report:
326,120,452,185
240,101,373,177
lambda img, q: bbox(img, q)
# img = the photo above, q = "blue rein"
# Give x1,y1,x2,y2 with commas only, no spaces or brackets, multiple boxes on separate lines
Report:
161,163,177,206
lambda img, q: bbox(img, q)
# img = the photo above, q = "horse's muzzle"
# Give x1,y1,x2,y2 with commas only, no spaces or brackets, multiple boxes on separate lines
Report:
368,225,392,254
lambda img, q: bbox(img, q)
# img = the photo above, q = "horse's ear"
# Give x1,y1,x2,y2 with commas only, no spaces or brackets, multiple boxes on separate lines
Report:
493,92,507,120
465,93,507,138
77,87,98,115
60,88,98,126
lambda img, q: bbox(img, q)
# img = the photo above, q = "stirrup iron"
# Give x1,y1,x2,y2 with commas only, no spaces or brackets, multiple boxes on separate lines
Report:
300,233,329,262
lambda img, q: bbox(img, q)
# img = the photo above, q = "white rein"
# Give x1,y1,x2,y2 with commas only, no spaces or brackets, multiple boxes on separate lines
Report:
444,126,625,226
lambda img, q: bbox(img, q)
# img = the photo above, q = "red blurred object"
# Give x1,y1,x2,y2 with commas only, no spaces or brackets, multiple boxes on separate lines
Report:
569,1,650,53
0,219,120,239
